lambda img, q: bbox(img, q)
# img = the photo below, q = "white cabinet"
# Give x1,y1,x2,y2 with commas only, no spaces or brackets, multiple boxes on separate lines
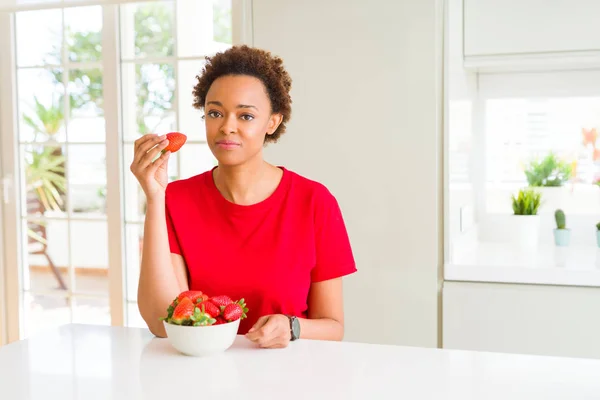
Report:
463,0,600,71
464,0,600,56
443,281,600,359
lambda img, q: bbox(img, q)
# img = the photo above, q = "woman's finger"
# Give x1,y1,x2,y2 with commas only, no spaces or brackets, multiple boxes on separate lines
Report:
138,139,169,169
247,315,271,336
133,134,166,164
260,334,289,349
148,150,170,174
133,133,159,152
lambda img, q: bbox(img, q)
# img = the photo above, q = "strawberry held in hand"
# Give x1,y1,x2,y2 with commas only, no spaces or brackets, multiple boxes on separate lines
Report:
162,132,187,154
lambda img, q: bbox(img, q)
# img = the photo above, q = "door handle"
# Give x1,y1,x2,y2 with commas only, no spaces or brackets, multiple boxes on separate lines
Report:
1,174,12,205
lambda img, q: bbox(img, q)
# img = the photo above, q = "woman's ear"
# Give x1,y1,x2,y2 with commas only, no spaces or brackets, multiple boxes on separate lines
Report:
266,113,284,135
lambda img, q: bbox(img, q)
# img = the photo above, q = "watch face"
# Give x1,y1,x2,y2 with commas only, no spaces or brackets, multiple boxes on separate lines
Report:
291,317,300,339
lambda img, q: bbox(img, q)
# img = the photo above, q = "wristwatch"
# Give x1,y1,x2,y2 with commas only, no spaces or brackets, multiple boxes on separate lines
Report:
286,315,300,341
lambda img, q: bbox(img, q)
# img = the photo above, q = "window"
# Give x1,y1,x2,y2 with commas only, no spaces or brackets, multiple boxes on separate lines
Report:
14,5,111,338
447,72,600,274
0,0,236,341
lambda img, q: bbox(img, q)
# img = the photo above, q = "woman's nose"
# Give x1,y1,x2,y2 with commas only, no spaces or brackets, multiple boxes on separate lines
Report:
220,113,238,134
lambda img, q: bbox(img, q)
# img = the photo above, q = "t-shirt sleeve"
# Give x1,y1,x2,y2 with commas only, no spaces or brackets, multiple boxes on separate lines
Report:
311,189,357,282
165,192,182,255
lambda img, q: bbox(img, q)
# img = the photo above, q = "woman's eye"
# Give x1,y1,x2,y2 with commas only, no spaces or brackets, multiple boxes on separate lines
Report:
240,114,254,121
207,111,221,118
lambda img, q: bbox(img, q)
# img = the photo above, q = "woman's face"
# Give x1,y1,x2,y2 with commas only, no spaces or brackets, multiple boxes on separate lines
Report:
204,74,282,167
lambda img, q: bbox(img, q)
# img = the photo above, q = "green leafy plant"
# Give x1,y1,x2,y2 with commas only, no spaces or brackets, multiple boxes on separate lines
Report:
524,153,572,187
25,147,67,212
554,209,566,229
22,96,64,143
511,188,542,215
596,222,600,231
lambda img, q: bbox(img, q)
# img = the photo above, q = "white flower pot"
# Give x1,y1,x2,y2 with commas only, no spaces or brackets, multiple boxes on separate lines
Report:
510,215,541,249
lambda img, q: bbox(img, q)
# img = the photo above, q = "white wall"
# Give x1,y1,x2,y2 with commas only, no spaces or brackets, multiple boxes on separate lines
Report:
443,281,600,359
252,0,444,347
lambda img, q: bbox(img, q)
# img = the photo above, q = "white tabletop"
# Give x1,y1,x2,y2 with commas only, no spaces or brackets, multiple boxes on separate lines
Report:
1,324,600,399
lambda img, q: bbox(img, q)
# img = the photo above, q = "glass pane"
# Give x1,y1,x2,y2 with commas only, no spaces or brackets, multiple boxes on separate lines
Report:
67,144,106,186
212,0,233,45
121,63,176,140
23,218,70,293
18,68,66,143
120,1,174,59
123,144,178,223
64,6,103,63
21,144,68,217
69,68,104,117
68,68,105,143
125,223,143,302
127,302,146,328
179,143,216,179
71,220,108,295
71,185,106,215
178,59,206,140
176,0,232,57
16,9,62,67
23,293,71,339
72,297,110,326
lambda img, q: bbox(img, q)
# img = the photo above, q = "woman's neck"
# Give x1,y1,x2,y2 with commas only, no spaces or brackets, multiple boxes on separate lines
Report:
213,157,283,206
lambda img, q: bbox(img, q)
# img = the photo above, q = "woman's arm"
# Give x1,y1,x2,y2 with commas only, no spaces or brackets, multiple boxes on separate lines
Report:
137,197,189,338
300,277,345,340
245,277,345,347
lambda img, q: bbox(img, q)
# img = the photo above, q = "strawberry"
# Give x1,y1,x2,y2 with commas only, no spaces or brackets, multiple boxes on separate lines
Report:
177,290,207,304
170,297,195,325
210,295,233,312
191,304,217,326
162,132,187,153
214,316,228,325
223,299,248,322
197,300,221,318
159,296,179,322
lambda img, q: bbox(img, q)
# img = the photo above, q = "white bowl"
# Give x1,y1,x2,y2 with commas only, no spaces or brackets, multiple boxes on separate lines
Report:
163,319,240,357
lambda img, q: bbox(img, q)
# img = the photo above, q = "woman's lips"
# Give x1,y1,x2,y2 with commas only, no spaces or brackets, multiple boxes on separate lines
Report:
216,140,240,149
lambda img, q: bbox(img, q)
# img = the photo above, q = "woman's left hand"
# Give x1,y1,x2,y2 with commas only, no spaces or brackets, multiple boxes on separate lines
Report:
245,314,291,348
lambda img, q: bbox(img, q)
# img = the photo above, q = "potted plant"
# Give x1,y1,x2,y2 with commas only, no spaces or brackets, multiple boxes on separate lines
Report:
553,209,570,246
510,188,542,249
524,152,573,187
596,222,600,248
524,152,572,211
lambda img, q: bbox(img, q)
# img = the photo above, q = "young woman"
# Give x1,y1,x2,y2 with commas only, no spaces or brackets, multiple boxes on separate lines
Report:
131,45,356,348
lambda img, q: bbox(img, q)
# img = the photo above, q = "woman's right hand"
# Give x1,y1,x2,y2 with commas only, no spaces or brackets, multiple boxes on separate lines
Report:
130,134,171,201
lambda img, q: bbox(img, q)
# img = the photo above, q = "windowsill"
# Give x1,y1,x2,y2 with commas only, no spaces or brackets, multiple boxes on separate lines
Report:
445,243,600,287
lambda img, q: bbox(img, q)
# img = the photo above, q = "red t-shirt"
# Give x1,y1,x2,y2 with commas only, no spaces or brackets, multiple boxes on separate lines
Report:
164,166,356,334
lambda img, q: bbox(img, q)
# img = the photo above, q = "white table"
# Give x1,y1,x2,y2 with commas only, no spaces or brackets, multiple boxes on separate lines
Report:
1,324,600,399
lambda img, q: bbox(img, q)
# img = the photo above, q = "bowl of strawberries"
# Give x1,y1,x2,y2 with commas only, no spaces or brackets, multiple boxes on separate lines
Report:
161,290,249,357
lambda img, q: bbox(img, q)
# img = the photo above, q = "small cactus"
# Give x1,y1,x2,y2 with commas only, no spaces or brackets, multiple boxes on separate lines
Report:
555,209,566,229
